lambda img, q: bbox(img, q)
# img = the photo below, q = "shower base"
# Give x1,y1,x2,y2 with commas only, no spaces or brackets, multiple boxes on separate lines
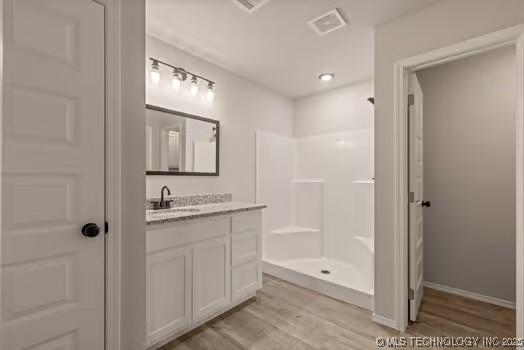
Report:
263,257,374,310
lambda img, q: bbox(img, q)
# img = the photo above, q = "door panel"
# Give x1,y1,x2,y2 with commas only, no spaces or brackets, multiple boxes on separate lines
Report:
232,231,260,266
409,73,424,322
193,236,231,322
1,0,105,349
232,260,261,302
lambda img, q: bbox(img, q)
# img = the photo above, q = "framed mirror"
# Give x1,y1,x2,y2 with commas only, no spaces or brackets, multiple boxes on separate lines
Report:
146,104,219,176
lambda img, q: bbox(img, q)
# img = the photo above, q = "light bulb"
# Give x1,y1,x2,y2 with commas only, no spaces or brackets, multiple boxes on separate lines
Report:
172,77,181,91
190,76,199,96
172,68,187,92
318,73,335,82
150,60,160,84
190,82,199,96
172,70,182,92
151,70,160,84
206,82,215,102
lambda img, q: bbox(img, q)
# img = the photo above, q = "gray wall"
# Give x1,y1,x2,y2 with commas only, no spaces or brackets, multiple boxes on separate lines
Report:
374,0,524,323
417,46,516,302
121,0,146,349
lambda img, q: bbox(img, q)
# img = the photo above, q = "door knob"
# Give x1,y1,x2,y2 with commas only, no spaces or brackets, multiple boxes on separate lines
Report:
421,200,432,208
82,223,100,237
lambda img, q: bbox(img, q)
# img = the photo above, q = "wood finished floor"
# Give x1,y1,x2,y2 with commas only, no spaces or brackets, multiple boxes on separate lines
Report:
161,274,515,350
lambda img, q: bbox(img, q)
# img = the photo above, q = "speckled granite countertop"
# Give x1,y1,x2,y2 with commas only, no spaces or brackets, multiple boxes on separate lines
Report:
146,193,232,210
146,202,267,225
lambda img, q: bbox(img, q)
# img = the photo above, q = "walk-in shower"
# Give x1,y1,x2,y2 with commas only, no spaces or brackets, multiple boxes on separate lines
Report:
256,126,374,309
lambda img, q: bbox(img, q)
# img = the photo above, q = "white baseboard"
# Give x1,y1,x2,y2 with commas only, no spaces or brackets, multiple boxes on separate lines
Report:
424,281,515,310
372,313,397,329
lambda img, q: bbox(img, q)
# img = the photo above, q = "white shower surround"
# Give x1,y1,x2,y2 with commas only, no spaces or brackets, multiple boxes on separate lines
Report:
256,129,374,309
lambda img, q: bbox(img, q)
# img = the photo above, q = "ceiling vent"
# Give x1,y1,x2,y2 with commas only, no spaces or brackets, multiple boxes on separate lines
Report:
308,8,349,36
233,0,270,14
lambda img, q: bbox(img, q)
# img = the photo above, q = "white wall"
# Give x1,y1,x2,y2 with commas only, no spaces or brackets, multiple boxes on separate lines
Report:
418,46,516,302
294,80,374,137
374,0,524,323
121,1,146,349
146,36,294,200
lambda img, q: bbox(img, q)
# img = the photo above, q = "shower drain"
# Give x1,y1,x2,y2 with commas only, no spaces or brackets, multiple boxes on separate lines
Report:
320,270,331,274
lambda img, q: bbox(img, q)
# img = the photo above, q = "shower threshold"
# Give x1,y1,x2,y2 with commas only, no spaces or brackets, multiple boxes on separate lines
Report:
263,258,374,310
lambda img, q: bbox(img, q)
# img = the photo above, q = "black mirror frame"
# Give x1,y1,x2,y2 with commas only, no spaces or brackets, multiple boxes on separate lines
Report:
145,104,220,176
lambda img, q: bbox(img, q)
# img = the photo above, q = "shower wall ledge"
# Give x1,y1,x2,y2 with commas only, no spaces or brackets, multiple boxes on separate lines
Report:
353,179,375,184
271,226,320,235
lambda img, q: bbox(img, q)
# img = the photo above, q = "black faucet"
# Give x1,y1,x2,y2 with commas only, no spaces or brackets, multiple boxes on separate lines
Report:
160,185,171,209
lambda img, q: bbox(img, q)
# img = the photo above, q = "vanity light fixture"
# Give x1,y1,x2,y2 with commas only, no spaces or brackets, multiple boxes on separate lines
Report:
190,75,199,96
206,82,215,102
148,57,216,102
318,72,335,82
150,59,161,85
171,68,185,92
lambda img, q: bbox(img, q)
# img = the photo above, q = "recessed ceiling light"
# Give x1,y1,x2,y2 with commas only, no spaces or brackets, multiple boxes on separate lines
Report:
319,73,335,82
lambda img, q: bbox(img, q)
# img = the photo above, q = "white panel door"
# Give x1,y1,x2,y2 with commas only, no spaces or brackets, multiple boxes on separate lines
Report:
147,247,192,347
1,0,105,349
408,73,425,322
193,236,231,322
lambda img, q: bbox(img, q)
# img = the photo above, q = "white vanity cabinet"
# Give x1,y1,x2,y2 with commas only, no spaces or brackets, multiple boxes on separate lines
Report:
146,209,263,348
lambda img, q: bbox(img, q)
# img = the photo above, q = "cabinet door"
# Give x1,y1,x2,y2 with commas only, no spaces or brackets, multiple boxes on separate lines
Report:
193,236,231,322
232,260,262,302
146,246,192,346
232,231,260,266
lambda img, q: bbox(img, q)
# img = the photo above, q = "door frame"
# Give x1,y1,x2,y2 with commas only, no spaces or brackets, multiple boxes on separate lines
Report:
392,24,524,333
0,0,123,349
96,0,122,349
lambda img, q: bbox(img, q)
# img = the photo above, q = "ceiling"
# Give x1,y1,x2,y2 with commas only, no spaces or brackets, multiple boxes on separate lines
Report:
147,0,441,98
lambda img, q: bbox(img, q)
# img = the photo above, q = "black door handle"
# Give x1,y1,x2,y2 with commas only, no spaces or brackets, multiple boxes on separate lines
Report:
422,200,431,208
82,223,100,237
